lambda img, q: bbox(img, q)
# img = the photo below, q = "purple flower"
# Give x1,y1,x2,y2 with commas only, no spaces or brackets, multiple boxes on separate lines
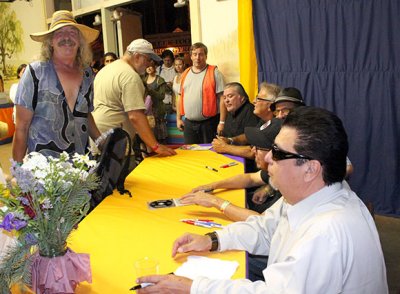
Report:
0,213,27,231
24,233,38,245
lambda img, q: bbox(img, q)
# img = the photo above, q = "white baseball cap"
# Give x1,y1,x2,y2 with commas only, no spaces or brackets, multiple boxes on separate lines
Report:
127,39,161,62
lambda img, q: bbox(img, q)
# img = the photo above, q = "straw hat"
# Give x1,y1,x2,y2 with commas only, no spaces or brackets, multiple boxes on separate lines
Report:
30,10,99,44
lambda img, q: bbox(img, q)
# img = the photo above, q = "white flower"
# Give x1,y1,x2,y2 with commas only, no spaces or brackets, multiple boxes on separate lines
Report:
41,198,53,209
22,152,48,171
79,170,89,181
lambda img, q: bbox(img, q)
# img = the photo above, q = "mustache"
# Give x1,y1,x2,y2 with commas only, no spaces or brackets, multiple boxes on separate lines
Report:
58,39,76,47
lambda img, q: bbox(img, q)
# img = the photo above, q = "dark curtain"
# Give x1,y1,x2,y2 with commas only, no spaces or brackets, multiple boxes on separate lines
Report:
253,0,400,216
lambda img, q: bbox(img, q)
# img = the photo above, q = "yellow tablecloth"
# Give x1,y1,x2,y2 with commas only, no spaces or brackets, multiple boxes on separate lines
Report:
69,149,246,293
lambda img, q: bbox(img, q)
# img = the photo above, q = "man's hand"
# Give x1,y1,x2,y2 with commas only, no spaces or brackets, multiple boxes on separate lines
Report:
172,233,212,257
177,118,184,131
190,184,214,193
153,144,177,157
252,184,274,205
179,191,220,208
136,274,192,294
211,137,228,153
217,122,225,136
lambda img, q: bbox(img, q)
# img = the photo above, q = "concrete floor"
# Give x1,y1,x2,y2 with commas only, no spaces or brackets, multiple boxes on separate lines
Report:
0,142,399,293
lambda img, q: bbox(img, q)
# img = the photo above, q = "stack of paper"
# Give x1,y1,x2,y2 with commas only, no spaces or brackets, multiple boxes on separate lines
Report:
174,255,239,279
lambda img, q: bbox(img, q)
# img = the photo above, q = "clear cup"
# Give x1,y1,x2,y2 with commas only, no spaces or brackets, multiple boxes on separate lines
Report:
134,257,159,278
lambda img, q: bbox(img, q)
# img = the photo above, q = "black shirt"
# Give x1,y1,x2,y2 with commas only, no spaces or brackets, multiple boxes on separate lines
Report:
222,100,260,138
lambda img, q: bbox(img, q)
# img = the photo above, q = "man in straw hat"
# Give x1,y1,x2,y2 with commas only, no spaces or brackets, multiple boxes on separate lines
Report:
12,10,102,162
92,39,176,157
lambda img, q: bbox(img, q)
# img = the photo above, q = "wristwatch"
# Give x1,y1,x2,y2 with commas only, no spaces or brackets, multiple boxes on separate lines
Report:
205,232,219,251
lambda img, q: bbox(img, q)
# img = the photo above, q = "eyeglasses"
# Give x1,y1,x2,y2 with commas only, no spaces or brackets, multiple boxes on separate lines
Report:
255,97,274,103
271,143,313,161
273,108,291,117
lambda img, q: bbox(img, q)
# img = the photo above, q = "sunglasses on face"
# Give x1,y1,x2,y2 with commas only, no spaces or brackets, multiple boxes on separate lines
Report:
271,143,313,161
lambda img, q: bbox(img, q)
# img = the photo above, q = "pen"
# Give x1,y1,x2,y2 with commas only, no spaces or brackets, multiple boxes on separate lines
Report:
130,273,174,290
130,282,154,290
180,219,214,222
205,166,218,172
181,220,222,228
220,162,238,168
182,220,213,228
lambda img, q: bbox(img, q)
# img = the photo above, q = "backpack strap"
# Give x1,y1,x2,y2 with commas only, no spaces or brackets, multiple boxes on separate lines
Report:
116,129,133,197
28,64,39,111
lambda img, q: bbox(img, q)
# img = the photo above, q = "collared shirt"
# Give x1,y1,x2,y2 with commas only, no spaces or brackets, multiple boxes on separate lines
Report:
157,64,176,83
15,61,94,157
191,183,388,294
222,101,260,138
259,120,271,130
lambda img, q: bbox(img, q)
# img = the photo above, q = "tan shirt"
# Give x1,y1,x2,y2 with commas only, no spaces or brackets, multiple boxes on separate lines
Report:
92,59,146,138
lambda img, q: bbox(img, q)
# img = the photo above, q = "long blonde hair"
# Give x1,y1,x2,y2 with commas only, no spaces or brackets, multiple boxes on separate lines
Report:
40,30,93,68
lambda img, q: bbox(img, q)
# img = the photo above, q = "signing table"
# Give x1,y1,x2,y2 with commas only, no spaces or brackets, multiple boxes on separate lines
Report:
69,149,246,293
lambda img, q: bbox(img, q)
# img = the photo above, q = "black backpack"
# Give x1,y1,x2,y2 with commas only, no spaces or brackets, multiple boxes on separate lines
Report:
90,128,133,210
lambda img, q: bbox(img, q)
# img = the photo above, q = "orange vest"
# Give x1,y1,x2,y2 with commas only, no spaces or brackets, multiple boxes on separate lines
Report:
179,65,218,118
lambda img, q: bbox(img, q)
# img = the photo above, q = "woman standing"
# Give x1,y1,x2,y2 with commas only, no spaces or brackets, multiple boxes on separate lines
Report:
172,57,186,111
142,62,168,144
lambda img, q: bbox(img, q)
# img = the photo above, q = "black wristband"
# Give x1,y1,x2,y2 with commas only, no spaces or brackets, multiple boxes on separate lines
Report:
205,232,219,252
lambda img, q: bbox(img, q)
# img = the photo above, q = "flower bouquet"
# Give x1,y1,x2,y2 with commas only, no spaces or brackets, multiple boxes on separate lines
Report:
0,152,99,293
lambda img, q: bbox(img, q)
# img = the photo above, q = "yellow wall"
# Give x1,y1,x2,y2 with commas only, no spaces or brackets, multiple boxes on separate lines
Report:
190,0,239,83
5,0,46,67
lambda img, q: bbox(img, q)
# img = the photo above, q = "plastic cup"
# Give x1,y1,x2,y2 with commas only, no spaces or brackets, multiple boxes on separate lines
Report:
134,257,159,278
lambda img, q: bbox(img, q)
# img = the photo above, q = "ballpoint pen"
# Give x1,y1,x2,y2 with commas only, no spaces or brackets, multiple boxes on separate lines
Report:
205,165,218,172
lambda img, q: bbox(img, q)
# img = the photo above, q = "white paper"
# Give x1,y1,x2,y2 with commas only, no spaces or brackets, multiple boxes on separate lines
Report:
174,255,239,280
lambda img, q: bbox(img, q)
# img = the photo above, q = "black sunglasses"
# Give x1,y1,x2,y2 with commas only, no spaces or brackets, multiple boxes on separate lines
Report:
271,143,313,161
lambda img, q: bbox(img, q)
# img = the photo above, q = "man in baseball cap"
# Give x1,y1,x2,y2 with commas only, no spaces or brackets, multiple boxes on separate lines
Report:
126,38,162,64
92,38,176,161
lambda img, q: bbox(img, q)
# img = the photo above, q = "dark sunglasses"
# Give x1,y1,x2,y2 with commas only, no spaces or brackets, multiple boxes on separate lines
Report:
271,143,313,161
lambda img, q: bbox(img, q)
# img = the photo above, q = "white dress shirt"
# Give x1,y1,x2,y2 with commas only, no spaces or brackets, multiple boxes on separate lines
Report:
191,183,388,294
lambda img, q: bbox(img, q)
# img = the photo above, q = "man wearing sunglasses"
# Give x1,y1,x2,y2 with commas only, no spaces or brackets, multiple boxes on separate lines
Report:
137,106,387,294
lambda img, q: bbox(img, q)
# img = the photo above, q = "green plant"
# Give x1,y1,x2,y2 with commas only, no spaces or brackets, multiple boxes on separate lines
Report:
0,152,99,290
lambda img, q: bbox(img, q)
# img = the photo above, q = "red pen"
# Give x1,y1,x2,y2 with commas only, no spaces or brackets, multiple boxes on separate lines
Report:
220,162,238,168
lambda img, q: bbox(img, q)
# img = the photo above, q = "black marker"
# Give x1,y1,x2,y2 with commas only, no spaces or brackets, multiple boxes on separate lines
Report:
130,283,154,291
205,165,218,172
